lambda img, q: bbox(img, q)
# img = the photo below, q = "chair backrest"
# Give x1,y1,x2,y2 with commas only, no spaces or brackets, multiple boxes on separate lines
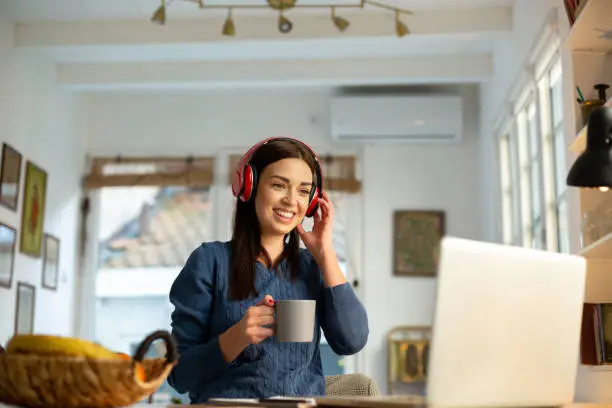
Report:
325,374,380,397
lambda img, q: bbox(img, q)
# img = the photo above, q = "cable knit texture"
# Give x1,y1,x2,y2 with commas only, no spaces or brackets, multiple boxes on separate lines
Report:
167,241,369,403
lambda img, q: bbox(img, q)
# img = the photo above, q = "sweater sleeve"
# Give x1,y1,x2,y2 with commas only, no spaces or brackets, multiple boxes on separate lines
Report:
311,256,369,356
167,243,230,394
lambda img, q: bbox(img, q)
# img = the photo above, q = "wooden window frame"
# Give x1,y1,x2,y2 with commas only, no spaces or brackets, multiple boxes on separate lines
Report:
84,156,215,189
227,154,362,193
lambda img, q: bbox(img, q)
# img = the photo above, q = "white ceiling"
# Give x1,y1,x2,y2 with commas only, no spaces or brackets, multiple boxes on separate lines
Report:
2,0,515,90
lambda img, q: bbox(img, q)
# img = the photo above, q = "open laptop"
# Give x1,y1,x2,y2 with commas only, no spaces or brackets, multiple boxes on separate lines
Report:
426,236,587,407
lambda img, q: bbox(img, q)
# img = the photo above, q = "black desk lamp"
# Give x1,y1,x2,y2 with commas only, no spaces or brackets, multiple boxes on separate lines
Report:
566,106,612,192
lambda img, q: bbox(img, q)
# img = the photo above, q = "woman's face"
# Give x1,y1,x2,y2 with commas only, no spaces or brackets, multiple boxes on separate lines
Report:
255,158,313,238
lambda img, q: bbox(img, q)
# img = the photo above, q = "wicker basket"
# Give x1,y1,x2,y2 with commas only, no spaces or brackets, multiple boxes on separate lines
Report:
0,329,178,408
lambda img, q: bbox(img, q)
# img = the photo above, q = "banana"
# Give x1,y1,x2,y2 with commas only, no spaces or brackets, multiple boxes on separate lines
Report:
5,334,121,360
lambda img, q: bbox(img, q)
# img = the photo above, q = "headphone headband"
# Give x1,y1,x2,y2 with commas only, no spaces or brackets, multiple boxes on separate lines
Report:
231,137,324,217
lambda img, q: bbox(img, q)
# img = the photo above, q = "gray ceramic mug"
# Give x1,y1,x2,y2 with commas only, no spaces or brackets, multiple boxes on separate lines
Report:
275,300,316,343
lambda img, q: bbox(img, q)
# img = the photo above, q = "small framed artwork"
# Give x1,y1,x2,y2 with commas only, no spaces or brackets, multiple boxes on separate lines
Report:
0,222,17,289
20,160,47,257
0,143,23,211
42,233,60,291
393,210,445,277
14,282,36,335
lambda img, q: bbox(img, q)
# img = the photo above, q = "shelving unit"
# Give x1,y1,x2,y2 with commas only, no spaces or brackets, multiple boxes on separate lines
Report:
580,232,612,258
564,0,612,53
562,0,612,402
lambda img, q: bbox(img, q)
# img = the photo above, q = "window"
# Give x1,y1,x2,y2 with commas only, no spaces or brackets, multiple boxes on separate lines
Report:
496,29,568,252
549,59,571,253
537,54,569,253
94,185,213,384
516,97,545,249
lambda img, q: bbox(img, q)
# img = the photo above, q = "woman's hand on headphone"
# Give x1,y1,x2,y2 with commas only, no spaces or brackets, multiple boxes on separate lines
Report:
297,191,335,262
297,192,346,287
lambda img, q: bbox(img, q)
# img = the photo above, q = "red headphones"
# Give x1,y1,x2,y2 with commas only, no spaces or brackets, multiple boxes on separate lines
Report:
231,137,323,218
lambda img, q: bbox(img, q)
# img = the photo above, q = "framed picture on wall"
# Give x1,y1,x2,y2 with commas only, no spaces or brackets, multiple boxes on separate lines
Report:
0,143,23,211
392,210,445,277
14,282,36,335
42,233,60,291
19,161,47,257
0,222,17,289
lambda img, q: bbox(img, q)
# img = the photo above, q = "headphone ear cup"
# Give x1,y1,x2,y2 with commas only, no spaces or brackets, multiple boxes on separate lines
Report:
249,167,258,201
241,165,255,201
305,187,319,217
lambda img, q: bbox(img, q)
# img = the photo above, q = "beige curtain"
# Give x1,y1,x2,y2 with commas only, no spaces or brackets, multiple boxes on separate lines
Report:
83,156,215,189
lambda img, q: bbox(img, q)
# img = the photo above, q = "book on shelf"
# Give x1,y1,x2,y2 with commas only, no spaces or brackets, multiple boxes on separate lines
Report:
581,303,612,365
563,0,589,26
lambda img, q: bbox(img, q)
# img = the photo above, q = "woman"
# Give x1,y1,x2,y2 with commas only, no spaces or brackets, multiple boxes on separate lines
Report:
167,137,369,403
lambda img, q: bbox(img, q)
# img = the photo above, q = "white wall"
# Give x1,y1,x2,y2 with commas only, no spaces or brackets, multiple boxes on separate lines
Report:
86,85,481,393
361,85,481,392
87,90,349,156
0,16,87,344
478,0,560,242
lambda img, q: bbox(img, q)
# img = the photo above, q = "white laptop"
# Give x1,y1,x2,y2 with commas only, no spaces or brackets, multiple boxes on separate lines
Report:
426,237,587,407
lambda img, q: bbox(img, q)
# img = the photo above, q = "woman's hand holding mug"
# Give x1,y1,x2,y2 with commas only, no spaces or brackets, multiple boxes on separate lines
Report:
219,294,275,362
239,294,276,344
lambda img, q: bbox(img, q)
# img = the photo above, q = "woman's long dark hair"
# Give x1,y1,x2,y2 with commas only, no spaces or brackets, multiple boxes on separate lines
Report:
229,139,317,300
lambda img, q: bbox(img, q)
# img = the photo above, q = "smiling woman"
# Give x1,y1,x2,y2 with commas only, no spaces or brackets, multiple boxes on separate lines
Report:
254,158,315,245
167,137,369,403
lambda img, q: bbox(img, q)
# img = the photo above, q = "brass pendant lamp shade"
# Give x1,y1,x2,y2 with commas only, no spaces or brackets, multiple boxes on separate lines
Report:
331,7,350,32
222,9,235,36
395,10,409,37
150,0,166,25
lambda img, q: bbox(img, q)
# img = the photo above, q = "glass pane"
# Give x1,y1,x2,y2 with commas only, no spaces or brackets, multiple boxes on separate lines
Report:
320,342,346,376
98,186,211,269
517,112,532,235
553,126,567,195
531,218,545,250
499,136,514,243
530,161,541,220
527,103,538,158
509,133,522,235
502,192,513,244
557,198,570,253
499,137,511,187
550,60,563,127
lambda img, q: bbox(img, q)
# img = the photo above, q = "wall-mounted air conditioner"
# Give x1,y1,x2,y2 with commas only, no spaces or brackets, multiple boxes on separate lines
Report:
330,95,463,143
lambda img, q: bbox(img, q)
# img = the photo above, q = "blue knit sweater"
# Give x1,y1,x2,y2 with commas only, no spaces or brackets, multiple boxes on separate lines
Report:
167,241,369,403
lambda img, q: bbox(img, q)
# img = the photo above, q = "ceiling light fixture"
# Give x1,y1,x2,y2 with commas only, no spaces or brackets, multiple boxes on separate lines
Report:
151,0,412,37
278,12,293,33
